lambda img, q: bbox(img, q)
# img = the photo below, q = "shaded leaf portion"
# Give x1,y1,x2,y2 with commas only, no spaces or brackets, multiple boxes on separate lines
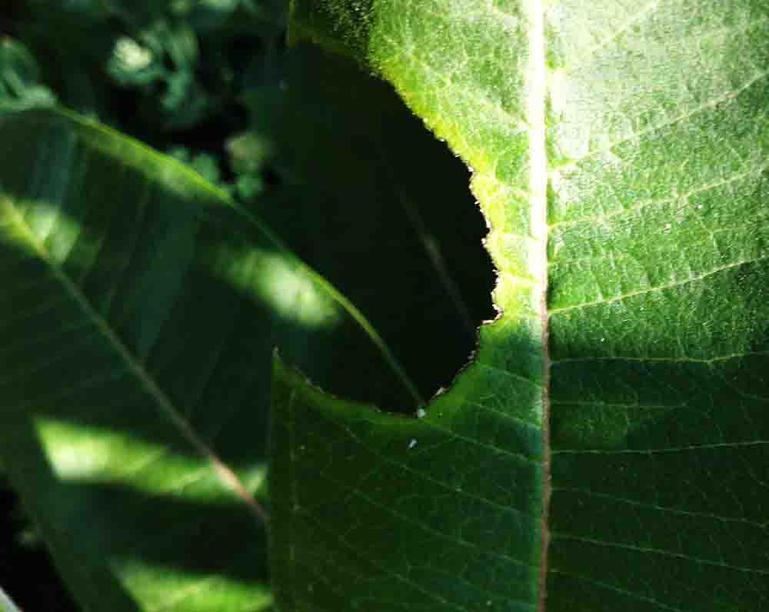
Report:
271,357,544,611
0,108,415,610
543,2,769,608
271,0,769,610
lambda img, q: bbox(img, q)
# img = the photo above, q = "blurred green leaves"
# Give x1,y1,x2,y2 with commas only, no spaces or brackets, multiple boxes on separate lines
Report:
0,37,56,111
4,0,285,175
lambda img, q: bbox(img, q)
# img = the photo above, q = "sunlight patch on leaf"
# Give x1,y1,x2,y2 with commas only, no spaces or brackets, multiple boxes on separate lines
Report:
0,197,104,271
207,244,341,329
115,559,273,612
35,418,257,504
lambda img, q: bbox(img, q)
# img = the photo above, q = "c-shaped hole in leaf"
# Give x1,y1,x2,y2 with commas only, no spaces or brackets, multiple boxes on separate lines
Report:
253,44,496,411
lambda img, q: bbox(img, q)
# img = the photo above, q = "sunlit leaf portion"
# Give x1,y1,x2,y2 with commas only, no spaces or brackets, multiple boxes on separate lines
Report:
35,418,267,503
115,560,274,612
271,1,769,610
207,246,341,330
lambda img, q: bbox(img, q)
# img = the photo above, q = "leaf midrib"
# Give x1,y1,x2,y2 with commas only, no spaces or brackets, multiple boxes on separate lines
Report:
523,0,551,609
1,195,268,522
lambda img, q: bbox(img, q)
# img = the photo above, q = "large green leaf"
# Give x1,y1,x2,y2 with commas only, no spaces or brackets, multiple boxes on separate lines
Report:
270,1,769,610
0,107,419,610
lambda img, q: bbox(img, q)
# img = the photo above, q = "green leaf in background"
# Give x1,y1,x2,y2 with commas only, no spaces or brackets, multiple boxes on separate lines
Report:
0,107,421,610
0,37,56,111
270,1,769,610
7,0,285,140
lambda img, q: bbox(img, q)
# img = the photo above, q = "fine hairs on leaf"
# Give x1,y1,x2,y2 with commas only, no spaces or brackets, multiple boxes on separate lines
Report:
1,0,769,611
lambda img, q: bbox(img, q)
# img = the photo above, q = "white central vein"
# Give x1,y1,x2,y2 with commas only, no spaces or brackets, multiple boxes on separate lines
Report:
524,0,551,609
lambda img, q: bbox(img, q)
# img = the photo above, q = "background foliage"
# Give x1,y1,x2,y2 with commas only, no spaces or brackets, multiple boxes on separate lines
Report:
2,2,277,607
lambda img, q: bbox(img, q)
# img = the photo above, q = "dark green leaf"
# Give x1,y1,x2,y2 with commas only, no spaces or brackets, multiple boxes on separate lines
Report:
0,107,415,610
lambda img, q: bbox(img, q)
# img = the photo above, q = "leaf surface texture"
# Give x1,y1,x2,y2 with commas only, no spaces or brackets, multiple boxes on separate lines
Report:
271,1,769,610
0,108,416,611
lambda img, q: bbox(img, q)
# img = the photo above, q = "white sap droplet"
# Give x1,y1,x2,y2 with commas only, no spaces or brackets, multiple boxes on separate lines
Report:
416,408,426,419
408,439,418,449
